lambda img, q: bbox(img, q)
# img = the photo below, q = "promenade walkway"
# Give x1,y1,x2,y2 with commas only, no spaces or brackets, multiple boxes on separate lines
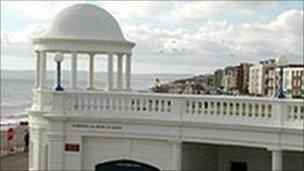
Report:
0,152,28,171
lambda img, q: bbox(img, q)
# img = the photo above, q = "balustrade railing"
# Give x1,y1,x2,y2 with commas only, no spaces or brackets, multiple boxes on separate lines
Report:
183,96,277,126
32,89,53,111
32,89,304,129
61,92,175,115
285,100,304,127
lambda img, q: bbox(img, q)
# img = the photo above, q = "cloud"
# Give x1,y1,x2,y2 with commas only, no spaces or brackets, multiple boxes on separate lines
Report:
122,9,303,71
2,1,280,24
100,1,226,25
101,1,164,21
1,1,303,74
101,1,281,25
231,1,278,8
1,23,47,62
272,9,303,35
235,9,303,61
2,1,84,21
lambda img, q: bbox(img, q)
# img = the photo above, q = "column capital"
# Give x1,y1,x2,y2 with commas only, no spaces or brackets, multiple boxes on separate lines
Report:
268,146,282,152
116,53,124,57
88,52,96,57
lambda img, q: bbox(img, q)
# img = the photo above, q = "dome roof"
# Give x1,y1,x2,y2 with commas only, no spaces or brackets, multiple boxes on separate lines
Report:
42,4,126,42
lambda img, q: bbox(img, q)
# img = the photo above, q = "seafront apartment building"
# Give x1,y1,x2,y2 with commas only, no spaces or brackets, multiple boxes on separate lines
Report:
276,65,304,98
249,59,304,98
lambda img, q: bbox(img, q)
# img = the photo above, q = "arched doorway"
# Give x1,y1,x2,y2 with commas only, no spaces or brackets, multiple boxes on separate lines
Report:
95,160,160,171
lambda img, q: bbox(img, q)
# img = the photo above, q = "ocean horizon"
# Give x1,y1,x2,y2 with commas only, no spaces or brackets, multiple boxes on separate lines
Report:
1,69,192,125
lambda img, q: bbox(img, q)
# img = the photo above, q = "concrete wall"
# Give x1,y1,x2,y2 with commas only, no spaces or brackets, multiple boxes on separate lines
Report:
55,135,304,171
182,143,271,171
28,109,304,171
81,137,173,170
283,151,304,171
218,145,270,171
182,143,219,170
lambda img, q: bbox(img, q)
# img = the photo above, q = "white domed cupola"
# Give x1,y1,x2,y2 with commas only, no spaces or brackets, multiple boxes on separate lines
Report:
44,3,126,42
32,3,135,92
32,3,134,53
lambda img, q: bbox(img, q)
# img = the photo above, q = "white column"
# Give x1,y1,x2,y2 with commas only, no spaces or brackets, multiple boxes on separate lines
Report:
63,136,82,170
39,51,47,89
71,52,77,89
171,141,182,170
108,54,114,91
117,54,123,91
29,128,42,171
35,51,41,88
47,133,64,171
125,54,131,91
271,149,283,171
87,53,95,90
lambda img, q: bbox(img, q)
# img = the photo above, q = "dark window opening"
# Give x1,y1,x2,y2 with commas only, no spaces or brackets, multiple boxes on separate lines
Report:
230,161,247,171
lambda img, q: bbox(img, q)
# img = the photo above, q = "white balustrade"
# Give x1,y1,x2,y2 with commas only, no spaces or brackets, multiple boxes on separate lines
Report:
32,89,54,111
284,100,304,128
33,90,304,129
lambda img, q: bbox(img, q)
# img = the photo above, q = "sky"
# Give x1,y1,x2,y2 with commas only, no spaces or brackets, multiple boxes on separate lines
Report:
1,1,303,74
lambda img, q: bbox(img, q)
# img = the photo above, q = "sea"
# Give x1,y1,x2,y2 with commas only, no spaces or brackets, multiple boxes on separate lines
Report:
1,70,191,126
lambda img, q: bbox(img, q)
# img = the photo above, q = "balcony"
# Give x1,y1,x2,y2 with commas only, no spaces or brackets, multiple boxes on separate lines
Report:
31,89,304,130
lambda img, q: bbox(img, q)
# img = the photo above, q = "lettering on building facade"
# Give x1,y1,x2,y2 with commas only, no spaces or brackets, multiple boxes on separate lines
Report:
71,123,123,131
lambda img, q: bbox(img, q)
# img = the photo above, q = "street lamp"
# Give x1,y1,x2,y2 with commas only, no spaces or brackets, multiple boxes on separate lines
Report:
276,55,288,99
54,52,64,91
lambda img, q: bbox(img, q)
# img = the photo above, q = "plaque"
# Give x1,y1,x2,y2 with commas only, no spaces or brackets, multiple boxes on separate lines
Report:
65,143,80,152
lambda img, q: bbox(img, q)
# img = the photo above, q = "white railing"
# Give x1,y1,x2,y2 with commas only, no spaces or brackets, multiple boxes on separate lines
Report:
51,90,179,121
32,89,304,129
32,89,53,111
285,100,304,128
